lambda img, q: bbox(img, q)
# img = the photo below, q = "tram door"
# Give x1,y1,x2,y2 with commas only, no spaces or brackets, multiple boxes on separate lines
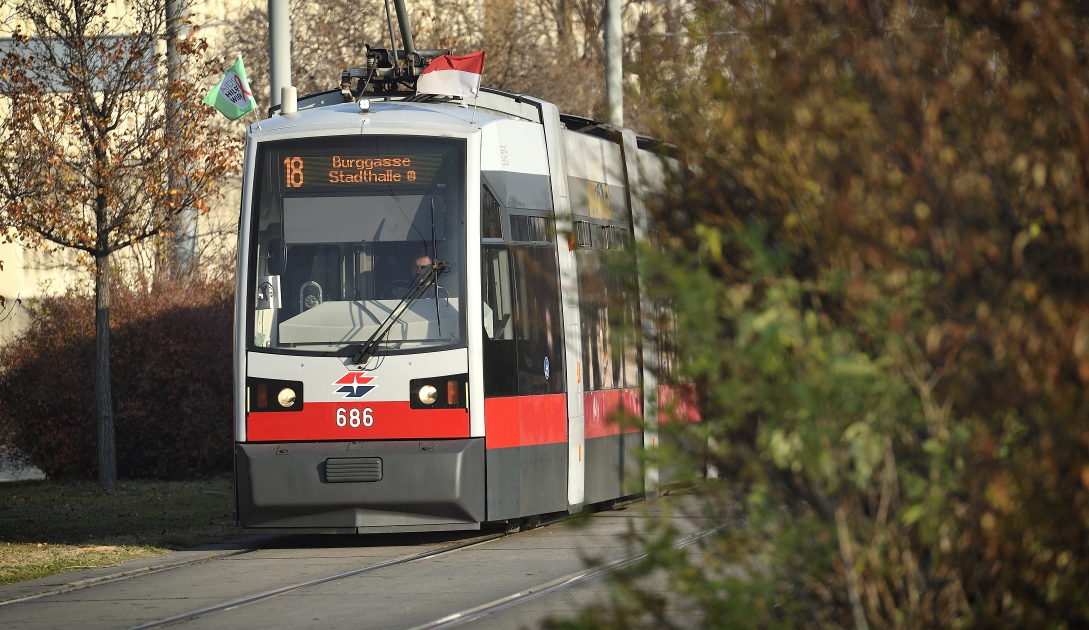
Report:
481,198,568,520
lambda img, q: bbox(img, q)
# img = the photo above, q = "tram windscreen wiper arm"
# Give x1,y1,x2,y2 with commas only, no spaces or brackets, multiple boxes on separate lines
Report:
352,260,449,365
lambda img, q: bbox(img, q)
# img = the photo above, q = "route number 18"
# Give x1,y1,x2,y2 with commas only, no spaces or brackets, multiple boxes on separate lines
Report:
284,157,304,187
336,407,373,428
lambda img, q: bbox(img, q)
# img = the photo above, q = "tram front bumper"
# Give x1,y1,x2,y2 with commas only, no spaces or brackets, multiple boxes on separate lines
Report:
236,438,485,532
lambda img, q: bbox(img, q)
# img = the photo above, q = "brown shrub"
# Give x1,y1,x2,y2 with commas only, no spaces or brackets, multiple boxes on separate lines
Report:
0,277,234,479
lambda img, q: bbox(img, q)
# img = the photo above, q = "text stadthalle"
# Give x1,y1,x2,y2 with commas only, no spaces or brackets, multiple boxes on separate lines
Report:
329,169,417,183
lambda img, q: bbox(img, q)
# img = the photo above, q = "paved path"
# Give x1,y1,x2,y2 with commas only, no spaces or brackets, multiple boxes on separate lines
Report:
0,495,709,629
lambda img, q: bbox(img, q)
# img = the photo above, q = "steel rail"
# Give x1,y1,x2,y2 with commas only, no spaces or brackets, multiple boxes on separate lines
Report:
0,548,256,608
405,527,722,630
124,531,506,630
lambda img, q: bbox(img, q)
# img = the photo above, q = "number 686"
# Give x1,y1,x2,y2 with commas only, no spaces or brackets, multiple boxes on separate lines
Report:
336,407,373,428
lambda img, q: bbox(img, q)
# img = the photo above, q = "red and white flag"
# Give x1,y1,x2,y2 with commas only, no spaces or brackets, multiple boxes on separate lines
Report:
416,50,486,98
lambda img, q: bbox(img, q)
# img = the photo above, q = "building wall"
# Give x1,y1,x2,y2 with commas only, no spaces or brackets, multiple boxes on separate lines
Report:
0,0,247,343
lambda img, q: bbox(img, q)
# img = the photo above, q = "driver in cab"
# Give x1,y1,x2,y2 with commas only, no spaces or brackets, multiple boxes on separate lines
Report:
383,251,446,299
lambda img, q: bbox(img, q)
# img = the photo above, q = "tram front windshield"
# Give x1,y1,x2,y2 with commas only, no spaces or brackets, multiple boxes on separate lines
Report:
249,136,467,354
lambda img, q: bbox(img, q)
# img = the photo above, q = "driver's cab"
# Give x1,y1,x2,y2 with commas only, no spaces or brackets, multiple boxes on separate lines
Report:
268,237,449,321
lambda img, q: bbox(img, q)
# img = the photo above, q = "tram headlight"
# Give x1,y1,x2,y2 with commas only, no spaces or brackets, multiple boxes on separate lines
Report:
277,387,297,408
246,377,303,412
409,374,468,409
358,98,372,113
418,385,438,405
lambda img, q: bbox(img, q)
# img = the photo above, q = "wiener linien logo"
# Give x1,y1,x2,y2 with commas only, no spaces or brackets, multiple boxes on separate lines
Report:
334,372,376,398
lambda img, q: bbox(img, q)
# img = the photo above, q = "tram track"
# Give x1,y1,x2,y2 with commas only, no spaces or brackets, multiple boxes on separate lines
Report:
0,509,582,620
0,548,258,608
122,520,716,630
0,520,545,611
407,527,720,630
0,499,708,630
124,531,507,630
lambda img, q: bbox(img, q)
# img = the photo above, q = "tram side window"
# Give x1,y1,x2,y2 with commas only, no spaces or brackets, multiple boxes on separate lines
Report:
482,186,504,239
482,246,518,396
617,251,641,388
512,245,564,395
575,240,640,391
656,301,679,383
576,251,612,391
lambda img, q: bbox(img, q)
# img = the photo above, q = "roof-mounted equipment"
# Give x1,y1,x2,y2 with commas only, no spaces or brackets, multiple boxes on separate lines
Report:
338,45,449,99
339,0,448,99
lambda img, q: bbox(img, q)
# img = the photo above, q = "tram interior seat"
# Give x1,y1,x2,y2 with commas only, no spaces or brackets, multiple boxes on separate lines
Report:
281,244,340,320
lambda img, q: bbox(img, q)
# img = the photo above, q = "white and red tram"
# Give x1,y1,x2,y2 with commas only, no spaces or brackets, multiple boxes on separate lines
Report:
234,57,698,532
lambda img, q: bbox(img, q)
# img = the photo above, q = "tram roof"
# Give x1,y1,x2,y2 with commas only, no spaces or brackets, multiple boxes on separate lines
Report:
254,91,541,139
256,87,674,157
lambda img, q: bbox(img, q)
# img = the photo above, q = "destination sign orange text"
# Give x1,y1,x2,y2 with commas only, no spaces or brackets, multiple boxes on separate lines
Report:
280,154,441,189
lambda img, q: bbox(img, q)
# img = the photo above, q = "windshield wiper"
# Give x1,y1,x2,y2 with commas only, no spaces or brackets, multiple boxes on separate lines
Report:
351,259,449,365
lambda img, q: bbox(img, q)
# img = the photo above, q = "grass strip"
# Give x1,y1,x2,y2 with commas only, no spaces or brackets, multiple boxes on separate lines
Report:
0,476,240,585
0,543,165,585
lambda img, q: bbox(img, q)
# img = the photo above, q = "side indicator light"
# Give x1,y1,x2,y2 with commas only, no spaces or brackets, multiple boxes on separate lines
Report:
256,383,268,410
447,379,459,405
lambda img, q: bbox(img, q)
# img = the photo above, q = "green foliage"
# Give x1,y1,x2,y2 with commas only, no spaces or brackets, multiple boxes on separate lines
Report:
558,0,1089,627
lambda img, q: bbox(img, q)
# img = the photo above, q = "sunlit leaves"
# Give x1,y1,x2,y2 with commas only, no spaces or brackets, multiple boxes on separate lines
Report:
0,0,241,259
558,0,1089,628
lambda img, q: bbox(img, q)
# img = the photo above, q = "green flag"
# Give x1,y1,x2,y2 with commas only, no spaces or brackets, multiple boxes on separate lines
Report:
203,55,257,120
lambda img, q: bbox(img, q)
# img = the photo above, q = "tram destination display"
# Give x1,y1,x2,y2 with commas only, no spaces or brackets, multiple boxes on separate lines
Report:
275,152,444,189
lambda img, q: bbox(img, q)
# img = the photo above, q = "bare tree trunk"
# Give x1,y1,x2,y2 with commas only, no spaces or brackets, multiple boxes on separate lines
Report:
555,0,572,48
94,250,117,490
604,0,623,126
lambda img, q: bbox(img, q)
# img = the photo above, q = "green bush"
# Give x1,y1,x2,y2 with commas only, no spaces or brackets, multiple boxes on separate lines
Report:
0,277,234,479
553,0,1089,627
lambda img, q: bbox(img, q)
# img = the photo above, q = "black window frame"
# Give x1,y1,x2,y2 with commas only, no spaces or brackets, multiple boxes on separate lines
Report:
245,135,468,358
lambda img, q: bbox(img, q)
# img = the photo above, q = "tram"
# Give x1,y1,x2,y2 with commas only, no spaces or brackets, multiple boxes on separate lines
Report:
234,39,698,533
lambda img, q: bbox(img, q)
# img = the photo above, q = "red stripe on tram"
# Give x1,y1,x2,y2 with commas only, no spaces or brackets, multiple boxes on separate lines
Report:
484,393,567,449
584,388,643,439
658,383,702,424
